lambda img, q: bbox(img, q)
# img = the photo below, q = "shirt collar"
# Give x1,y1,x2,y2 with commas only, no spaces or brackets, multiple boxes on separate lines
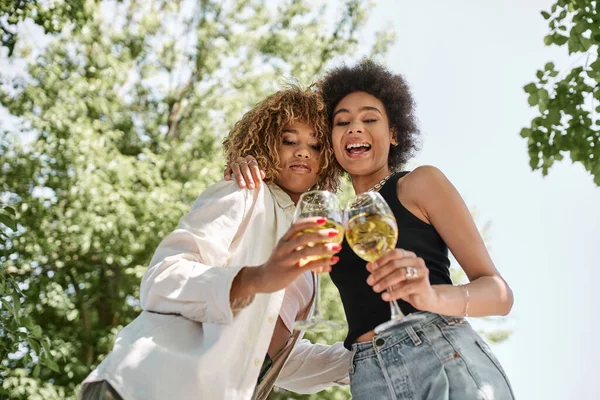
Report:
267,183,296,211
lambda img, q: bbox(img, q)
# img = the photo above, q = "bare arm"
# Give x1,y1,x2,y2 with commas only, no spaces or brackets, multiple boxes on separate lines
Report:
402,165,513,316
368,166,513,317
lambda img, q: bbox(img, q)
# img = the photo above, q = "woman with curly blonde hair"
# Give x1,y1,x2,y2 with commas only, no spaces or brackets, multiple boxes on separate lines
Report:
79,86,351,400
224,85,340,193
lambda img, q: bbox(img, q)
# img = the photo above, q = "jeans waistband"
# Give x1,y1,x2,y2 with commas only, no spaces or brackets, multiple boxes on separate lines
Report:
351,312,466,358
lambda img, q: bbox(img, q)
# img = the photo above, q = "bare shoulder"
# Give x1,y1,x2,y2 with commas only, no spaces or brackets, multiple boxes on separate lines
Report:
394,166,447,223
398,165,449,198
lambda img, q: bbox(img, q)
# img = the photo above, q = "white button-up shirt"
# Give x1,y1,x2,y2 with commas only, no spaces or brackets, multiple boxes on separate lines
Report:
79,180,350,400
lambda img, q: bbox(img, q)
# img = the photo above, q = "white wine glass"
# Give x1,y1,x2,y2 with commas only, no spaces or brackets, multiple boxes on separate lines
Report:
345,191,405,334
293,190,346,332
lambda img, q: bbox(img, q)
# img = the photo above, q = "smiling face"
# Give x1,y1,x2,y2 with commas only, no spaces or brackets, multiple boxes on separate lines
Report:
331,91,396,177
274,121,322,203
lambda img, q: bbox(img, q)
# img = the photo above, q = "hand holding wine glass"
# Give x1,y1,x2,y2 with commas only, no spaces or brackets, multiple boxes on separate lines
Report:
366,248,436,313
293,190,346,332
345,191,406,334
253,217,342,293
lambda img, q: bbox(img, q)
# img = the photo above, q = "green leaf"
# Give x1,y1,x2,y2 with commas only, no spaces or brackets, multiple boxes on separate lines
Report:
40,338,60,372
0,214,17,231
529,156,540,170
0,298,13,313
32,325,42,338
574,21,588,34
544,62,555,71
28,338,41,355
12,291,21,316
523,83,537,93
520,128,533,138
536,70,544,79
41,337,52,356
554,34,569,45
528,93,539,106
544,35,553,45
579,37,592,51
1,206,16,216
33,364,41,378
44,357,61,373
547,108,561,125
541,11,551,19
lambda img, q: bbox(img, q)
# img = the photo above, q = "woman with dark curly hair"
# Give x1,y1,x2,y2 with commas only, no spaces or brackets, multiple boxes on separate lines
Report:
231,60,515,399
320,59,514,399
79,86,351,400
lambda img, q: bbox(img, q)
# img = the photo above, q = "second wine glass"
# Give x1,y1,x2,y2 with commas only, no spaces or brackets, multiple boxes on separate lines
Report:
345,191,405,334
293,190,346,332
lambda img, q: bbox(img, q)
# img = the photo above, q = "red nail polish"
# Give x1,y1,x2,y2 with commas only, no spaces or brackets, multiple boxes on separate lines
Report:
331,244,342,252
331,256,340,264
316,217,326,224
328,231,339,237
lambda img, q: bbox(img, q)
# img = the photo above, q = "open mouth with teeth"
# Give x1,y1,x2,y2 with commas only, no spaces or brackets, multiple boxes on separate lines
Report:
345,142,372,156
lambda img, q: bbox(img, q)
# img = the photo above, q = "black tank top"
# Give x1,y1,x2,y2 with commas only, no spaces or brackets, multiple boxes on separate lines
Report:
330,171,452,349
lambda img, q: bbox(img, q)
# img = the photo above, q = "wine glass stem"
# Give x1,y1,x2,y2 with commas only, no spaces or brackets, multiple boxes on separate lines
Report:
312,273,323,320
388,286,405,321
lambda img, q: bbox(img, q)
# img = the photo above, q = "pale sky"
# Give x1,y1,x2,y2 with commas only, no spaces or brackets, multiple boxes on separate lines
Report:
2,1,599,399
360,1,600,399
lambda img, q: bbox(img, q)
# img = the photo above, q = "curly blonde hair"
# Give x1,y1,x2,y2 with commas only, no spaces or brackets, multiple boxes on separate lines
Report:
223,85,340,192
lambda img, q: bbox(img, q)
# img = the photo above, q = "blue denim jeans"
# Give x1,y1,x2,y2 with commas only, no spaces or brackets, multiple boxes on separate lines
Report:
349,312,515,400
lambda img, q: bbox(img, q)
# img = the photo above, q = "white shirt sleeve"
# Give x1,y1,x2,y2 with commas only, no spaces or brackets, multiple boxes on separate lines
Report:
275,339,351,393
139,180,253,325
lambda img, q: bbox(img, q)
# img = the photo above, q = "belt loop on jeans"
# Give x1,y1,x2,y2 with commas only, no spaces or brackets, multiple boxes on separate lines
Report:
405,326,422,346
439,315,464,326
349,345,358,375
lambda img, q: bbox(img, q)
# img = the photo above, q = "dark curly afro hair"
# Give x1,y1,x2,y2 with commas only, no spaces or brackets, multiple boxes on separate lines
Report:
319,59,420,171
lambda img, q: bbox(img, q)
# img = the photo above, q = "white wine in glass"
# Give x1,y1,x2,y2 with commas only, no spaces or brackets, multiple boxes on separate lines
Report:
296,219,345,266
345,191,405,334
293,190,346,332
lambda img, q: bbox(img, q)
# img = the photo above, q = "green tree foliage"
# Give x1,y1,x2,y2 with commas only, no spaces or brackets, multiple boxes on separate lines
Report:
521,0,600,185
0,1,394,398
1,204,62,399
0,0,98,57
